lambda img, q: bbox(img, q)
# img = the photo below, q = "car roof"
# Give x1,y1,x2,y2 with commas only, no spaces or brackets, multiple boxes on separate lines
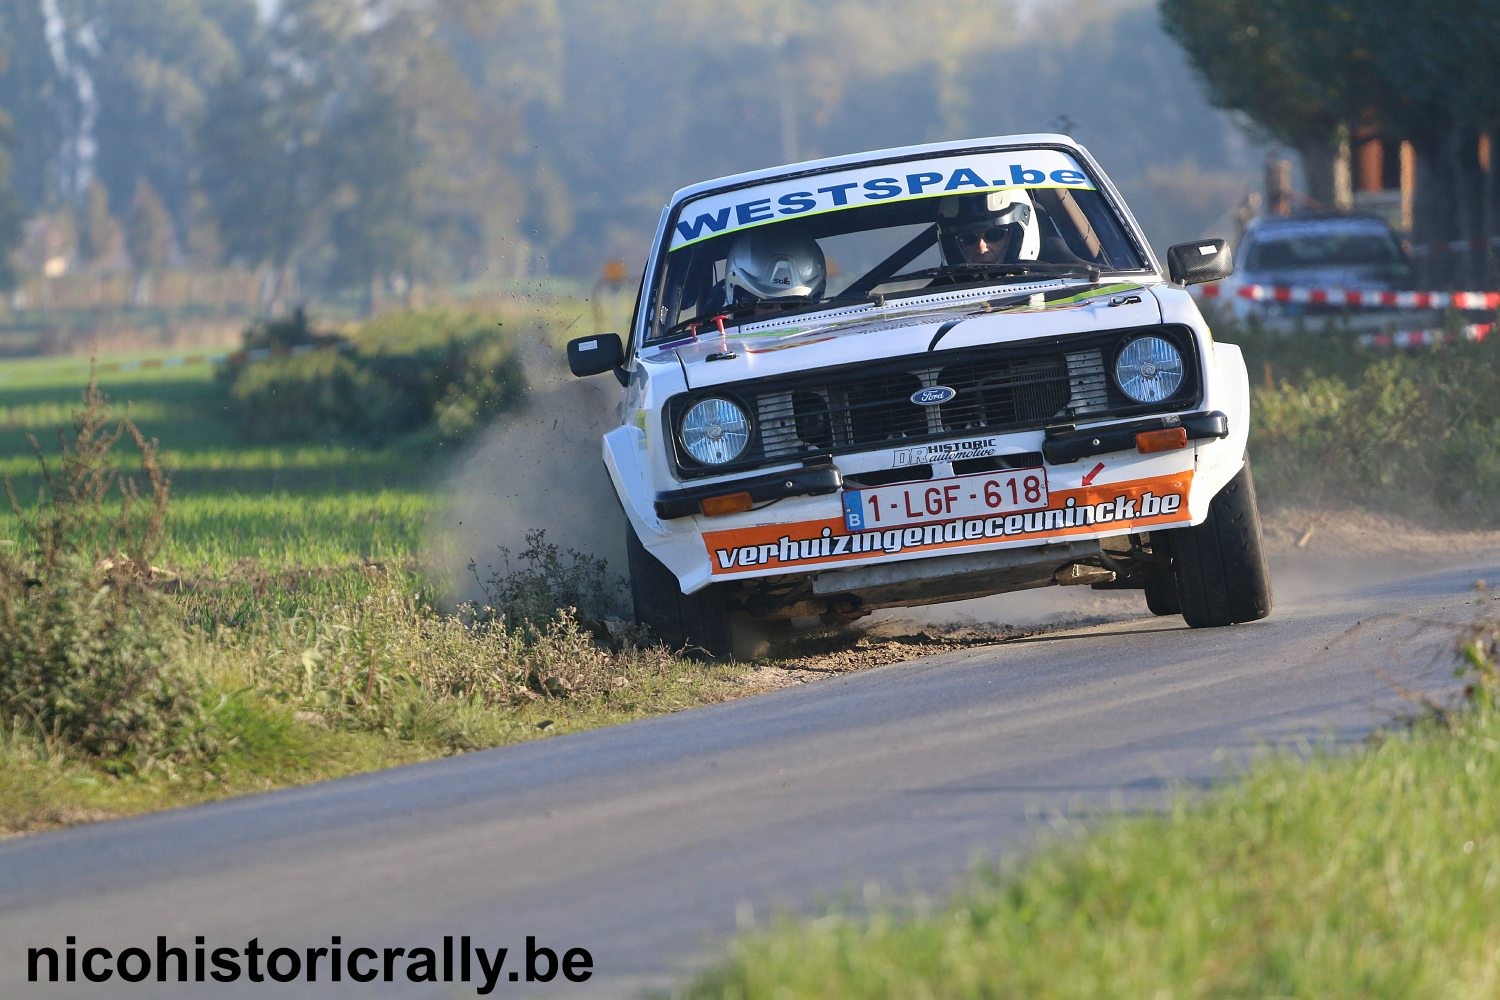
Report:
667,133,1087,205
1243,215,1397,239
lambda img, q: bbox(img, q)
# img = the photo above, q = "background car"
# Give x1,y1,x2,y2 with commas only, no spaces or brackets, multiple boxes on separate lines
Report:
1220,214,1416,320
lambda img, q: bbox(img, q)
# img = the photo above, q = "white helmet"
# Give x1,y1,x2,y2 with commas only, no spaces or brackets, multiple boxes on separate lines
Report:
724,228,826,305
940,189,1040,263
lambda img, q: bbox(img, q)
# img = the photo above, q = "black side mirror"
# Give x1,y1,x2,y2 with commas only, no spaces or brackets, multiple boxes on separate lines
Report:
1166,238,1233,286
567,333,625,377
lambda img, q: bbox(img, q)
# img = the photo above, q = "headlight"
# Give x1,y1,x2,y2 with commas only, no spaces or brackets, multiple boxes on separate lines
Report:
680,397,751,465
1114,336,1185,403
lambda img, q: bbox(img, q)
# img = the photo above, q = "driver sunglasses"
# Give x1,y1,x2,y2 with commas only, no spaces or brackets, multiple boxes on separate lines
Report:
956,226,1011,249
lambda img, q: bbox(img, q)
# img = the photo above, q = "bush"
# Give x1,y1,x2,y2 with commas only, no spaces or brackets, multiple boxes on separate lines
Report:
1249,335,1500,518
470,529,628,628
226,350,406,443
0,373,207,767
217,309,526,445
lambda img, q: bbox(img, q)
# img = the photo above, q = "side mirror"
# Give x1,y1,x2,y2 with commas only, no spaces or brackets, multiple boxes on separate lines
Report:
567,333,625,378
1166,238,1233,286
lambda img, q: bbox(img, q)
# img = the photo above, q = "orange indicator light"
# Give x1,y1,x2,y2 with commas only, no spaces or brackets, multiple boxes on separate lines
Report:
700,492,754,517
1135,427,1189,453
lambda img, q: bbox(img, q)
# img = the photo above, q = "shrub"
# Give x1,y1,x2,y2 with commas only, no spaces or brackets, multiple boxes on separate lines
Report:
1463,606,1498,701
0,373,207,767
218,310,526,445
226,349,405,443
470,529,628,628
1248,336,1500,519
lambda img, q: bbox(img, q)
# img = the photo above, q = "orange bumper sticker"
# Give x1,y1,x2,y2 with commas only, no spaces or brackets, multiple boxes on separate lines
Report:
703,472,1193,575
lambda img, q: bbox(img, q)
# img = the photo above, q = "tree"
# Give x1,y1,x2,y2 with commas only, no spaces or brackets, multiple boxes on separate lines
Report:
320,79,422,308
196,47,304,307
77,180,122,267
182,186,222,270
61,0,252,231
197,0,434,306
126,178,172,304
1346,0,1500,260
1160,0,1500,250
0,0,69,211
1159,0,1352,206
0,53,25,291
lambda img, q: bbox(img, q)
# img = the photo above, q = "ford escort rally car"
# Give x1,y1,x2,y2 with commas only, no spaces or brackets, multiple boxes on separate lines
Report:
568,134,1272,657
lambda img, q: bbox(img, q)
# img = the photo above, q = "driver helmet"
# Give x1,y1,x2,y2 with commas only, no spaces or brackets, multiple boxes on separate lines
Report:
724,228,826,306
939,189,1040,264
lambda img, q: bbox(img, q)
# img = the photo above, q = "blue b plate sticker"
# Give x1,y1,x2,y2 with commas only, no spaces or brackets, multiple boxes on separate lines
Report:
842,490,866,531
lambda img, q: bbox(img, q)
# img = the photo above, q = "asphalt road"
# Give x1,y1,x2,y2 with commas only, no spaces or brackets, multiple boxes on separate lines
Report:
1,559,1494,999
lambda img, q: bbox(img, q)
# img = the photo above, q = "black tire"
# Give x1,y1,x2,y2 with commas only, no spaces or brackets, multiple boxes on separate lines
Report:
1142,541,1180,617
626,524,733,659
1165,459,1273,628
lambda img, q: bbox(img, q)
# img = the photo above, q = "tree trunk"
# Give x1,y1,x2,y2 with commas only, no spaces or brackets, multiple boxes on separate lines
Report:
1447,124,1480,286
1294,136,1339,210
1411,137,1460,285
1483,133,1498,282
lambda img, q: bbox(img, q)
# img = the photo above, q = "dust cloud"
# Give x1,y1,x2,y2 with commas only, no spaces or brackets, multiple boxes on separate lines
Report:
425,334,627,607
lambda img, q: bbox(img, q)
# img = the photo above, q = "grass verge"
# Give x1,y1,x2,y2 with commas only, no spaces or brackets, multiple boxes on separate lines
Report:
687,611,1500,999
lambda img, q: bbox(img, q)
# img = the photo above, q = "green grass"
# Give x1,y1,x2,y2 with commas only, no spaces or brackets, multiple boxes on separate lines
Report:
0,695,435,836
688,659,1500,998
0,354,435,574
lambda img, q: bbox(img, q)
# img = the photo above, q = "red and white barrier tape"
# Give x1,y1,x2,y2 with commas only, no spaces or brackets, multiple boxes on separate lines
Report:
1357,323,1492,349
1196,284,1500,310
96,352,229,372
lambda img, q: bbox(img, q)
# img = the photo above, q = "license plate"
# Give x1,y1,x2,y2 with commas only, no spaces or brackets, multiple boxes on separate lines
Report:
842,468,1049,532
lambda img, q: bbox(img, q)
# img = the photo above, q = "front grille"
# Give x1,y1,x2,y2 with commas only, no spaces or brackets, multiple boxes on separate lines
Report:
668,326,1199,477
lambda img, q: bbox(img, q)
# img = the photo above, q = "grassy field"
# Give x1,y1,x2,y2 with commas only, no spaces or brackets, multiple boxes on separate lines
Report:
0,354,432,575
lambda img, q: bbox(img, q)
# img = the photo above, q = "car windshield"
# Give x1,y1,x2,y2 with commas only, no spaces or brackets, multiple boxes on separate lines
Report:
1244,229,1407,271
645,147,1145,344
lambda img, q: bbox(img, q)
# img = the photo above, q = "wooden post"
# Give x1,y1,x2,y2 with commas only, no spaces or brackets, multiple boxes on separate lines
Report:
1265,157,1294,217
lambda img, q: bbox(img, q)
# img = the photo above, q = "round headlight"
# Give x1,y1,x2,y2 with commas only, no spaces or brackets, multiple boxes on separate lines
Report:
1114,336,1185,403
680,397,751,465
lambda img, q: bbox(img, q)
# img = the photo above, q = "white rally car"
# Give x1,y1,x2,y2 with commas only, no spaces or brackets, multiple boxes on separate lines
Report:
569,134,1272,657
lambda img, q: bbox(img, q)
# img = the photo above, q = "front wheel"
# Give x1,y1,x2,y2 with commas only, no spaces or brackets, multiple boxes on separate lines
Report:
626,523,733,658
1163,459,1273,628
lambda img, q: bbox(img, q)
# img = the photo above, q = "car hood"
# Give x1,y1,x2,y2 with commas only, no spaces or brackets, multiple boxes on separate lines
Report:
664,279,1163,389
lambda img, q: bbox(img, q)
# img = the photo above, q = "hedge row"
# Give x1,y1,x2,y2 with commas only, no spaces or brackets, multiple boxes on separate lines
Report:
1231,318,1500,520
218,310,526,444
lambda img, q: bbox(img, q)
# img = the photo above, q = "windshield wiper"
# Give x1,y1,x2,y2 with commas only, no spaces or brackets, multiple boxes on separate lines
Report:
879,261,1102,286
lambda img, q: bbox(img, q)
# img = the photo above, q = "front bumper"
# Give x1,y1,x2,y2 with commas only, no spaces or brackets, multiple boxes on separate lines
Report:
655,462,842,520
608,343,1252,595
1042,410,1228,464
